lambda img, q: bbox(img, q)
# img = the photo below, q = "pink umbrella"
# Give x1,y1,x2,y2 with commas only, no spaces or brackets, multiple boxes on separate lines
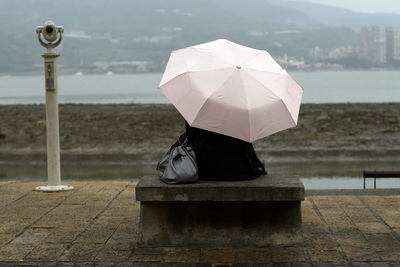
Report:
159,39,303,142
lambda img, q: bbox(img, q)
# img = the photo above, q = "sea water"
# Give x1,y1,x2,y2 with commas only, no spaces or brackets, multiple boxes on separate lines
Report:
1,70,400,105
1,161,400,189
1,71,400,188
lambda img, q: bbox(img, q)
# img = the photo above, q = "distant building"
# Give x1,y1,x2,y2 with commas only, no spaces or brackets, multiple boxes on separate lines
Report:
309,46,324,60
371,26,386,64
385,27,400,61
328,46,354,60
358,26,400,64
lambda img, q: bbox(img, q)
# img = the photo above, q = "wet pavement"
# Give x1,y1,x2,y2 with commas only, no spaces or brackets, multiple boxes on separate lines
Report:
0,181,400,266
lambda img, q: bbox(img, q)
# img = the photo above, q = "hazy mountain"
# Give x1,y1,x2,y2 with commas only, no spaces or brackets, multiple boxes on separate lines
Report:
0,0,399,73
283,1,400,30
1,0,397,36
0,0,320,37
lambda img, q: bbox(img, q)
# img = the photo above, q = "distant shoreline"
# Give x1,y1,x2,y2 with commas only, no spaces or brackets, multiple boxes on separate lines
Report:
2,68,400,77
0,103,399,164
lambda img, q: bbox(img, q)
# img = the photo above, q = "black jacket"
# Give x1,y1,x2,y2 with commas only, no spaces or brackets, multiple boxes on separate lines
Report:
185,122,266,181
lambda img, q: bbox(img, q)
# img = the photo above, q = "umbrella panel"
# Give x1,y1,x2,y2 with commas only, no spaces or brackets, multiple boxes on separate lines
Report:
191,68,295,142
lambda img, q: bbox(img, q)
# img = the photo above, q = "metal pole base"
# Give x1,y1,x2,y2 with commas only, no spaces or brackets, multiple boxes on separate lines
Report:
35,185,74,192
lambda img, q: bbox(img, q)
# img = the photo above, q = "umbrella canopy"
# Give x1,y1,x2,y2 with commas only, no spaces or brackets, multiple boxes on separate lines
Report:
159,39,303,142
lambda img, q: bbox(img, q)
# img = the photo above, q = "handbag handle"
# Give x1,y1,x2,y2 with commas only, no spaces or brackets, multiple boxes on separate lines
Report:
178,133,188,147
178,133,197,169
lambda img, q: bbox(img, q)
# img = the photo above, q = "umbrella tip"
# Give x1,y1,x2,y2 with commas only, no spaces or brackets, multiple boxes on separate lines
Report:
236,66,242,69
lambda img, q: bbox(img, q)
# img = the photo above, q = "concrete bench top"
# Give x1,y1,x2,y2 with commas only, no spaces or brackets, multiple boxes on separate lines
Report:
136,175,305,202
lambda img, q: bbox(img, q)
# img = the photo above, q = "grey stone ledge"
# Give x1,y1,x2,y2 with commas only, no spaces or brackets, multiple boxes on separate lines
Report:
136,175,305,202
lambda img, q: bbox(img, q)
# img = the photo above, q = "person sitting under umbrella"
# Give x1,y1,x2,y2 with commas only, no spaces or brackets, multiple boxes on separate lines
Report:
158,39,303,183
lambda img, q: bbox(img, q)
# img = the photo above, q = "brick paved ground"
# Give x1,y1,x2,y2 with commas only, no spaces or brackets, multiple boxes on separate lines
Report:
0,181,400,266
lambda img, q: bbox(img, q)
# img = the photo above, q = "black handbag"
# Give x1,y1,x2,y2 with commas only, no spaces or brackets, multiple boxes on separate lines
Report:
157,133,198,184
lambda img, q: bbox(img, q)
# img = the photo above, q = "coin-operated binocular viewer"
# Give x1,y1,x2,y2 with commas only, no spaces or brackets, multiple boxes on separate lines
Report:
35,21,73,192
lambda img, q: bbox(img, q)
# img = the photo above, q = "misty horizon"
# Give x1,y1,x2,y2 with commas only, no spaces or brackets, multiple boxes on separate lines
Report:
0,0,400,74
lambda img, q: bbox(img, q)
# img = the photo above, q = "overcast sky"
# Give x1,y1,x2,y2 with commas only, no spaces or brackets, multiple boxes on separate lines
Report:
289,0,400,14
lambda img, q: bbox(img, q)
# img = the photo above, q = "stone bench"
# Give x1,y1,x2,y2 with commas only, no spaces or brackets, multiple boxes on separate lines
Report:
135,175,305,247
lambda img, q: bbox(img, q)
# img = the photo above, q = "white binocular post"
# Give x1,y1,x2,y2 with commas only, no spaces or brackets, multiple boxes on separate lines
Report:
35,21,73,192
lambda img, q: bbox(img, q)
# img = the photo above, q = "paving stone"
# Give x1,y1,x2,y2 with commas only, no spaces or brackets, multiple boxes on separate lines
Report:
242,264,273,267
164,248,200,263
0,234,14,247
15,262,40,266
378,251,400,262
34,213,91,230
383,219,400,229
90,217,121,231
289,262,311,266
309,262,331,266
0,221,27,235
113,263,134,267
269,246,304,263
111,223,138,239
335,196,363,207
322,215,354,230
95,248,132,262
39,231,81,244
128,253,163,262
306,249,344,262
75,230,114,244
369,262,390,267
133,247,167,255
0,244,34,261
24,243,66,261
312,196,340,209
343,208,379,223
335,233,371,248
351,262,371,266
71,262,94,266
35,261,57,267
0,183,35,207
271,263,291,267
173,263,196,267
108,233,137,245
104,239,136,252
56,263,76,266
58,242,103,262
11,231,49,245
341,245,381,262
301,199,328,234
331,262,349,266
236,248,271,263
93,263,114,266
355,223,391,234
303,233,337,250
365,233,400,252
200,248,235,263
102,206,136,218
360,197,400,229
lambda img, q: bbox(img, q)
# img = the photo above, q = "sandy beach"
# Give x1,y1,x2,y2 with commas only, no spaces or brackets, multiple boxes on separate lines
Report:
0,103,399,164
